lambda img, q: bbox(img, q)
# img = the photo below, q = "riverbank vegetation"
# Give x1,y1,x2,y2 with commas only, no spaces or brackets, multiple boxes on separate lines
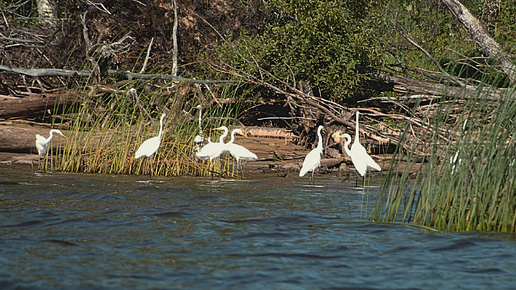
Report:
372,84,515,232
1,0,515,232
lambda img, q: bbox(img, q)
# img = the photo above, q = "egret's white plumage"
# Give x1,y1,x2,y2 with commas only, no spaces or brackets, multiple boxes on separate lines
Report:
196,126,228,162
35,129,67,158
299,125,325,181
135,114,166,176
135,114,167,159
337,111,380,177
193,105,204,151
225,129,258,174
197,127,258,177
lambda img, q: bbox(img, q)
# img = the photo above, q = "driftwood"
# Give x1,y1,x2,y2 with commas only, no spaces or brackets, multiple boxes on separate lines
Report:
0,65,240,85
373,71,515,101
442,0,516,85
0,125,68,153
0,92,75,118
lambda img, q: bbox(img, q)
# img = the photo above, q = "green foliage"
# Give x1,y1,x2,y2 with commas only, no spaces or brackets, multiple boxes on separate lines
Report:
382,0,516,87
213,0,387,101
372,85,516,233
1,0,40,25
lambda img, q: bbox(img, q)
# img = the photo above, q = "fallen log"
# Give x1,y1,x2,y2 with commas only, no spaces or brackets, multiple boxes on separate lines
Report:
0,65,240,84
374,71,514,101
0,92,76,118
0,125,68,153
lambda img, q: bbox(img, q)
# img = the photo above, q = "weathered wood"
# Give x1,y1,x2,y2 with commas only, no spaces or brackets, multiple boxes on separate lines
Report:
0,92,76,118
442,0,516,85
374,71,513,101
0,125,68,153
0,65,240,84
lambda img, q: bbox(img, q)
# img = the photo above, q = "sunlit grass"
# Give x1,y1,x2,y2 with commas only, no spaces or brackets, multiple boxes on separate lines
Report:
372,85,516,233
50,81,247,177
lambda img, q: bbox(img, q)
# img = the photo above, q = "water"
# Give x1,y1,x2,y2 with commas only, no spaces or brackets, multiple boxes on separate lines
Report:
1,165,516,289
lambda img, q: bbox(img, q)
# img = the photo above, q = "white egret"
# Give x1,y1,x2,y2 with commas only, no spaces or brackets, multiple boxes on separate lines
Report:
135,113,166,176
35,129,67,168
193,105,204,152
299,125,325,183
336,111,381,184
196,126,229,162
196,126,229,178
450,118,468,174
225,129,258,177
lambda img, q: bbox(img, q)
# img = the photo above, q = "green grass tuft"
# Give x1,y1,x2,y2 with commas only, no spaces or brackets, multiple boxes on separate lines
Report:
372,85,516,233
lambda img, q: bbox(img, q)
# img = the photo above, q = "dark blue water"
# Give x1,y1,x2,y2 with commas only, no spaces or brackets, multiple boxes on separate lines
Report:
1,165,516,289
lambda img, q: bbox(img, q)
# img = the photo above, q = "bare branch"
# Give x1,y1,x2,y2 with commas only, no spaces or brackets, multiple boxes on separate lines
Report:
171,0,178,76
139,37,154,74
442,0,516,85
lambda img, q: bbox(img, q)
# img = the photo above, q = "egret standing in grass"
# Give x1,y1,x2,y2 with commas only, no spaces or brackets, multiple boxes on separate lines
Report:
336,111,381,186
299,125,325,184
196,126,229,177
196,126,229,163
135,113,166,177
35,129,67,169
193,105,204,153
225,129,258,178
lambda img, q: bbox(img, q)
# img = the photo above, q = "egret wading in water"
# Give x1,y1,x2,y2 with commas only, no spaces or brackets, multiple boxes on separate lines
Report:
35,129,68,169
336,111,381,186
135,113,166,177
299,125,325,184
193,105,205,153
225,129,258,178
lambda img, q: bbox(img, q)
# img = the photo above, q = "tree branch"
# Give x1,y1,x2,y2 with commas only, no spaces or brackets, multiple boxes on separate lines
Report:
442,0,516,85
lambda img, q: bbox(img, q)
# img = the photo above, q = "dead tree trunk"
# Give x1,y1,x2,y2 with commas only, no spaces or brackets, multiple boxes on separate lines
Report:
442,0,516,85
0,125,68,153
0,93,76,118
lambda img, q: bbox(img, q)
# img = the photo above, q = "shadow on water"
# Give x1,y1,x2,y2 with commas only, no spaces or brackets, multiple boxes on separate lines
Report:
1,165,516,288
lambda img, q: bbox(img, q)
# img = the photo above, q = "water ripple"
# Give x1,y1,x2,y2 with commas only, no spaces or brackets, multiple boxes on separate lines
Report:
1,166,516,289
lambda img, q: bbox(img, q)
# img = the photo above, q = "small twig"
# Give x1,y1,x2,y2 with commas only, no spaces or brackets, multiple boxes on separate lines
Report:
139,37,154,74
86,1,111,14
81,12,91,55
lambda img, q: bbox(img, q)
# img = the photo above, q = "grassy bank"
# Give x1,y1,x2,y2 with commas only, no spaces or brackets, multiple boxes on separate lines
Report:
44,81,248,177
372,86,516,233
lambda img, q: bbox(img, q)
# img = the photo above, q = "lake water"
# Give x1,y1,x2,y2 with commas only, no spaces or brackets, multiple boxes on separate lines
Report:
1,164,516,289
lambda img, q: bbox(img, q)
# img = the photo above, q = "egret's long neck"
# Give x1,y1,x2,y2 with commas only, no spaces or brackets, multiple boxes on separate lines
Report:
316,127,323,150
219,128,228,143
228,130,237,144
355,111,360,142
48,130,58,142
343,135,352,155
198,108,203,133
158,116,165,139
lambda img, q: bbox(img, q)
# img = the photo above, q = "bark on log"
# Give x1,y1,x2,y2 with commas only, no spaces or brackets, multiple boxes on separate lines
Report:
0,125,68,153
0,92,76,118
0,65,239,84
442,0,516,85
375,71,514,101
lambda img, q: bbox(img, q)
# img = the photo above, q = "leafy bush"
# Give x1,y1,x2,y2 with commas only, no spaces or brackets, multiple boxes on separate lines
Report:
213,0,387,101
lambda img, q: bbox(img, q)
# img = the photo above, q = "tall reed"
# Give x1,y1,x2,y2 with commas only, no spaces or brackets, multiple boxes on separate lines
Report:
372,85,516,233
52,81,247,177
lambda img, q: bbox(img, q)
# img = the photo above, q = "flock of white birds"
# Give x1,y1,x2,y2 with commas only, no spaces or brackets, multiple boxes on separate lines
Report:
35,105,381,181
